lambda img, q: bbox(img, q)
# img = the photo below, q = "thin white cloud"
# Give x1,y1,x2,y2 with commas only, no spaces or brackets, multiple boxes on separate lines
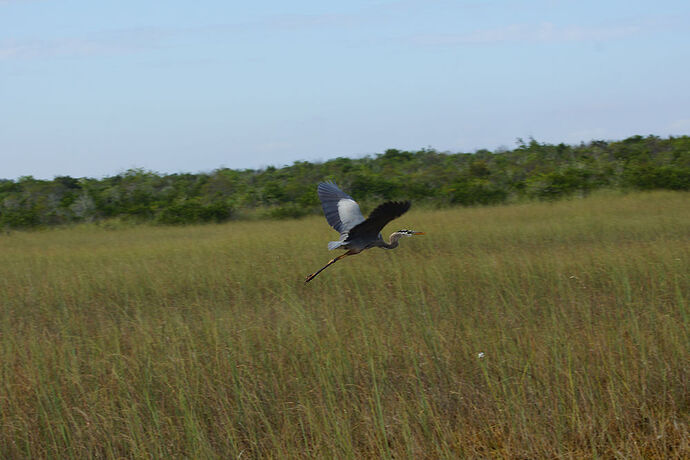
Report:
411,22,642,46
263,12,361,30
0,28,170,60
0,0,44,4
0,10,361,61
668,119,690,133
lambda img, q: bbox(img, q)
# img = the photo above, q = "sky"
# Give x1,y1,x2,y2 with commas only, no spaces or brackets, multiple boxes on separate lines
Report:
1,0,689,180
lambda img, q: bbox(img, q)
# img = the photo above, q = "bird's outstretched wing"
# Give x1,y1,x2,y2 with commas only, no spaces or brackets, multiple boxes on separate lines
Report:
347,201,411,240
317,182,366,234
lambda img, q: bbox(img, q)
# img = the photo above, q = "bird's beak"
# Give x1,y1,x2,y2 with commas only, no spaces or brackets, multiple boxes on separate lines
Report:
413,232,425,235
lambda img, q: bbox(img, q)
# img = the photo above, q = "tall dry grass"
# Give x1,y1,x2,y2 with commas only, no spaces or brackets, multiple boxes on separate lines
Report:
1,191,688,458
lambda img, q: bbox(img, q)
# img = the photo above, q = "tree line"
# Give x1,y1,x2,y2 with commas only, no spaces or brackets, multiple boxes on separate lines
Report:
1,135,688,229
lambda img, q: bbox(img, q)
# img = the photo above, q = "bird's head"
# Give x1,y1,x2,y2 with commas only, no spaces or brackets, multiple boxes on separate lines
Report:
396,229,425,237
389,229,425,244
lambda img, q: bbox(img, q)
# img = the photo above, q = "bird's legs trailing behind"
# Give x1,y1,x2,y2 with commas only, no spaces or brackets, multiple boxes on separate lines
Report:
305,251,353,283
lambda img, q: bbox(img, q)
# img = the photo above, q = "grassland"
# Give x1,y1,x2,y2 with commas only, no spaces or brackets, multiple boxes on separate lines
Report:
1,191,688,458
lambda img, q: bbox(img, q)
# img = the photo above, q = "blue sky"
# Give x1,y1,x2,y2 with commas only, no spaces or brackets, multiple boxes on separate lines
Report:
2,0,689,179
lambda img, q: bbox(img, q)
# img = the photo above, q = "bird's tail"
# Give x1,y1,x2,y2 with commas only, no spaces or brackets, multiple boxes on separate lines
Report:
328,240,345,250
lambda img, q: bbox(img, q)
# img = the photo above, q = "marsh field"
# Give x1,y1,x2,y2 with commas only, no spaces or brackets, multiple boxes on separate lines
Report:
1,191,688,458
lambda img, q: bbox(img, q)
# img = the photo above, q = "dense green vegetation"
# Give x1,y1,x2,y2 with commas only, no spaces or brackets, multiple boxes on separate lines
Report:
1,192,688,457
1,135,688,229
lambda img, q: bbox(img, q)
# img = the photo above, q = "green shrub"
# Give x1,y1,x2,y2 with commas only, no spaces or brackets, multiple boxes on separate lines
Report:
623,165,690,190
156,200,233,225
267,204,310,220
446,179,508,205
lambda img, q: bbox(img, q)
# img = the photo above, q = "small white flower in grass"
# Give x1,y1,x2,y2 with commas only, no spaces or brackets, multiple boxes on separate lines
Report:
477,352,485,359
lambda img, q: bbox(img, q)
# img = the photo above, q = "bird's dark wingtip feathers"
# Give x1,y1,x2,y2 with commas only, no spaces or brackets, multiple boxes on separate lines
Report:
371,200,411,219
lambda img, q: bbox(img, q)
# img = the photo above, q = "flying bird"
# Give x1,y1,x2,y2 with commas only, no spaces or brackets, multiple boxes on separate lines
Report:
305,182,424,283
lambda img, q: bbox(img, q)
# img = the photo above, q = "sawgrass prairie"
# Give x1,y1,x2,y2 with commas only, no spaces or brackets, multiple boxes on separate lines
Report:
1,191,688,458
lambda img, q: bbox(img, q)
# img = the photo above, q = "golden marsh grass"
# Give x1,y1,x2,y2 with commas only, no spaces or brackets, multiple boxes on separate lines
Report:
1,191,689,458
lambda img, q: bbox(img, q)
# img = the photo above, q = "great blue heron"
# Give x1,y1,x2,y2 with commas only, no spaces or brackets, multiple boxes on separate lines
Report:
305,182,424,283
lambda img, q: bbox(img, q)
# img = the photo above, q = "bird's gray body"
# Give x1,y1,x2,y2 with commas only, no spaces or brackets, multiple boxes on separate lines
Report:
317,182,411,253
305,182,423,283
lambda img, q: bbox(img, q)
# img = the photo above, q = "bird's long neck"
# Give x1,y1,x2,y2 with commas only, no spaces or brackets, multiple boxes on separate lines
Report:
381,232,403,249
